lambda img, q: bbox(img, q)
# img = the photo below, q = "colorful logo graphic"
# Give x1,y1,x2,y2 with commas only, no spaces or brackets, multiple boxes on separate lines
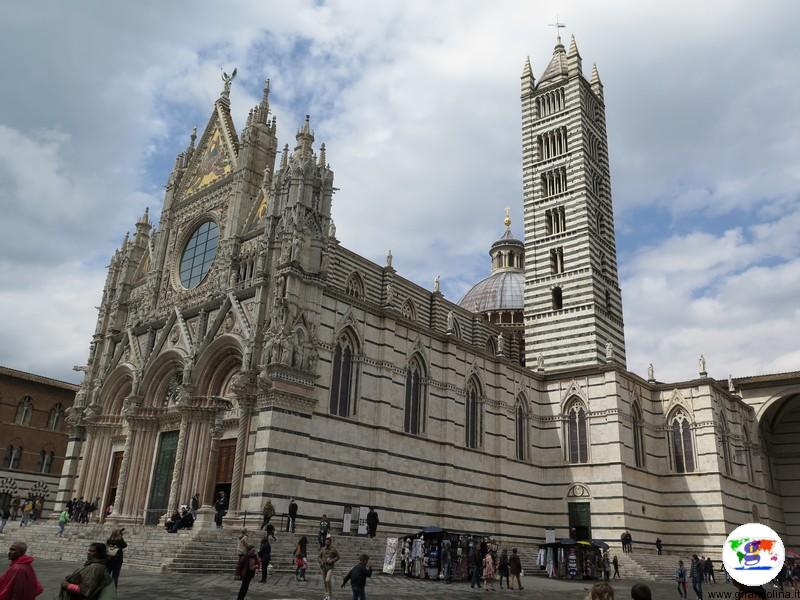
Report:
722,523,785,586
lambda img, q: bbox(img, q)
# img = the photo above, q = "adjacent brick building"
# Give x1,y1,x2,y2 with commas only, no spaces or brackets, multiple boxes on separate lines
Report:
0,365,78,514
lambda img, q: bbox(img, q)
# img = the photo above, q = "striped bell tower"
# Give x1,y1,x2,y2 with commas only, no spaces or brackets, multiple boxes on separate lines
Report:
521,33,626,370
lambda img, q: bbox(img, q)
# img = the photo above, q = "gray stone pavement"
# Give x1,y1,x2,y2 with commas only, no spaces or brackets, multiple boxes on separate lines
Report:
21,558,749,599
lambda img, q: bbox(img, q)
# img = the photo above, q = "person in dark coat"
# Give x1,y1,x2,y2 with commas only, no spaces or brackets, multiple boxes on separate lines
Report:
341,554,371,600
655,537,663,555
366,508,379,538
469,544,482,588
214,492,227,529
105,528,127,587
58,543,115,600
257,537,271,583
508,548,523,590
287,499,298,533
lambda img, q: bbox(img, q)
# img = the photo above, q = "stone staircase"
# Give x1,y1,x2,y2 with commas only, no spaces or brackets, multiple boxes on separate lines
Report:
2,517,547,578
623,551,699,581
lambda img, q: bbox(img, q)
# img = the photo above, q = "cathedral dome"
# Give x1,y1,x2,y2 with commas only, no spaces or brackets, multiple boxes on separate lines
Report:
458,209,525,314
459,270,524,313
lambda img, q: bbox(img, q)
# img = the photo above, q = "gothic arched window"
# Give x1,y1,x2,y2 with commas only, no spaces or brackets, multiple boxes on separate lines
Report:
329,331,358,417
515,396,529,462
485,336,497,356
39,449,55,474
404,356,426,435
47,403,64,431
465,377,483,449
15,396,33,426
565,399,588,464
345,272,365,299
8,446,22,470
669,409,695,473
401,299,416,321
632,402,646,468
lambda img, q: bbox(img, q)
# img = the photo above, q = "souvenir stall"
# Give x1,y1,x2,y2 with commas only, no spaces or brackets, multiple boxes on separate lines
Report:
398,527,491,581
537,539,606,580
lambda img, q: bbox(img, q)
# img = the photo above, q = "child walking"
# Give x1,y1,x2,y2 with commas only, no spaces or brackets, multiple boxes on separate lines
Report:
341,553,372,600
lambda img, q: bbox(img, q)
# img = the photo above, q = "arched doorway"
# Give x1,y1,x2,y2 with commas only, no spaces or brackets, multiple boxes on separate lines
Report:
760,392,800,547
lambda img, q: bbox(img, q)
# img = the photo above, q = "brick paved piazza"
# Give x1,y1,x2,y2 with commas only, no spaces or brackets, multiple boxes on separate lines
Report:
27,559,748,599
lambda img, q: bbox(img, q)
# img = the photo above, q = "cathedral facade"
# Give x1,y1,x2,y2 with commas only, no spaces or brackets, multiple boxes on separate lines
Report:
58,35,799,555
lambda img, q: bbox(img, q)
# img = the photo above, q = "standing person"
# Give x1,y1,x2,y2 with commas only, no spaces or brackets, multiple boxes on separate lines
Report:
676,559,688,599
482,546,495,591
295,536,308,581
57,543,115,599
260,500,275,531
257,537,271,583
705,557,715,584
319,535,340,600
440,541,452,583
497,549,509,589
366,508,379,538
602,551,611,581
612,554,620,579
17,502,30,528
0,542,44,600
631,583,652,600
214,492,227,529
287,498,298,533
508,547,523,590
620,532,626,553
689,555,703,600
0,506,10,535
106,528,127,587
57,508,69,538
655,538,663,555
189,492,200,520
235,544,258,600
318,514,331,547
469,543,482,589
341,554,371,600
627,532,634,553
237,530,249,562
10,499,19,522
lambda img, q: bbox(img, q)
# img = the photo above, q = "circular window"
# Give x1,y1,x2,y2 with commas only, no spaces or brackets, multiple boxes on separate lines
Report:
179,221,219,288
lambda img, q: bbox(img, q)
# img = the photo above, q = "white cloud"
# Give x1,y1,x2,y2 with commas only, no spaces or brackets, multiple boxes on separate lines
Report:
0,1,798,383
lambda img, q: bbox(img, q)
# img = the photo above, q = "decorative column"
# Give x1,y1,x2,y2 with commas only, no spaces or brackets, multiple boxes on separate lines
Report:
166,414,189,512
229,403,252,512
53,425,85,514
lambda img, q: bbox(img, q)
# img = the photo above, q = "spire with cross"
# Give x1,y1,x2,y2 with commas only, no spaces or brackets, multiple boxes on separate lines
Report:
548,16,567,44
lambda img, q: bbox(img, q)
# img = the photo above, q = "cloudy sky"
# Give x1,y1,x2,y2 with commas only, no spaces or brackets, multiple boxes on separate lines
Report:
1,0,798,384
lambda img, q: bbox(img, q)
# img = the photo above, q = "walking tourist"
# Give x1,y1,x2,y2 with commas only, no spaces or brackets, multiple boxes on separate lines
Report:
258,537,271,583
602,551,610,581
57,543,115,599
319,535,340,600
189,492,199,520
655,538,663,555
18,501,31,528
613,554,620,579
214,491,227,528
238,530,249,557
341,553,371,600
631,583,652,600
295,536,308,581
0,542,43,600
468,543,481,588
497,548,509,588
440,540,452,583
587,581,615,600
0,506,10,535
689,555,703,599
106,528,127,587
287,498,298,533
9,500,19,523
482,545,496,591
318,514,331,547
235,544,258,600
508,548,523,590
676,559,688,599
57,507,69,538
260,500,275,531
366,507,379,538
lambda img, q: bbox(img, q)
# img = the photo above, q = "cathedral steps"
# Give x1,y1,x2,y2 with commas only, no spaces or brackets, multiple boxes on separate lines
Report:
621,551,703,581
